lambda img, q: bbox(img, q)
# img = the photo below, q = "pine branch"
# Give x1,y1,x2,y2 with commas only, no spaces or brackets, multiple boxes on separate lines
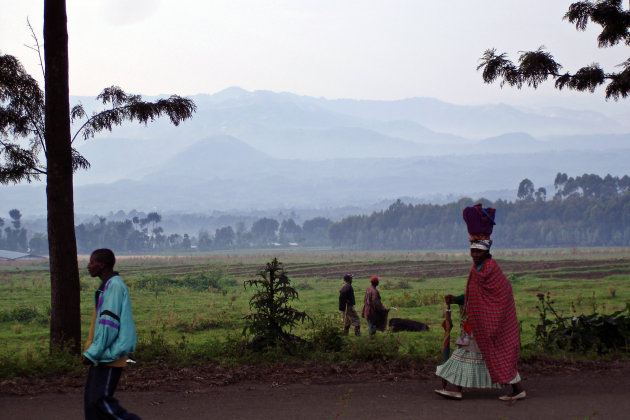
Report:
72,87,196,142
480,1,630,100
0,142,41,184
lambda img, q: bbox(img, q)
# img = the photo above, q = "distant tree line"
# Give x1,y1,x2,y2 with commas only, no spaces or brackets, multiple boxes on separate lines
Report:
329,173,630,250
192,216,334,251
6,173,629,254
4,212,335,254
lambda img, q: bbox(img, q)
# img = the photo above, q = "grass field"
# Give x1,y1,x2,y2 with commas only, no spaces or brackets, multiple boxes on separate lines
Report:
1,247,629,376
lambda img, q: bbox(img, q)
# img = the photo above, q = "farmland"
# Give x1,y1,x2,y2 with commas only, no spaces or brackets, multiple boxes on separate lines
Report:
1,248,630,378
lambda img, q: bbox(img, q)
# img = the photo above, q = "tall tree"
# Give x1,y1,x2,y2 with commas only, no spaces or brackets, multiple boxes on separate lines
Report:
44,0,80,351
279,218,301,244
478,1,630,100
214,226,235,249
517,178,535,201
1,0,196,352
251,217,279,245
5,208,28,251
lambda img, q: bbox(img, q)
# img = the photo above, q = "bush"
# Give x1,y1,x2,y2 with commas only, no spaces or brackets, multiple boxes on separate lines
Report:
181,270,234,291
128,270,235,293
243,258,312,351
0,306,48,323
294,281,314,291
175,312,237,333
381,280,412,290
309,315,344,353
535,294,630,354
346,334,400,362
0,343,79,378
389,290,441,308
389,291,420,308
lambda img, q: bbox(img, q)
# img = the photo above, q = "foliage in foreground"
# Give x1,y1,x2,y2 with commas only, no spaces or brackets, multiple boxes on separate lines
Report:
478,0,630,101
243,258,312,351
535,293,630,354
0,343,79,378
2,252,630,377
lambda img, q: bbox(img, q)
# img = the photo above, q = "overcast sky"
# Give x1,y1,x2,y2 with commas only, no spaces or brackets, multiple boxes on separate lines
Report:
1,0,629,113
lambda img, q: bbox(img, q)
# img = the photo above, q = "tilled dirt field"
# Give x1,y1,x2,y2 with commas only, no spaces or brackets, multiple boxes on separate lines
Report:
118,258,630,282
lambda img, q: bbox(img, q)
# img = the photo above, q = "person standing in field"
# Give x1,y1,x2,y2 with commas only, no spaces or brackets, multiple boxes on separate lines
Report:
339,274,361,336
83,248,141,419
362,276,389,335
435,205,525,401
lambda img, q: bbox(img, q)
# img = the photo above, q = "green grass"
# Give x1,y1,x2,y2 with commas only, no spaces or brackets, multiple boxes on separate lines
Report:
1,248,630,377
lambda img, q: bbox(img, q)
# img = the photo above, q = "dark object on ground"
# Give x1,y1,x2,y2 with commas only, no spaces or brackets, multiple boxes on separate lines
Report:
389,318,430,332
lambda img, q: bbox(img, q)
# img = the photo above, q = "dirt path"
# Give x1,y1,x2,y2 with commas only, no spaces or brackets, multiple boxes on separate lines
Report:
2,366,628,420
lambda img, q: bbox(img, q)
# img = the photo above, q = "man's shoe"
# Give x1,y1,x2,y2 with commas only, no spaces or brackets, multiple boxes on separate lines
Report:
499,390,526,401
434,389,463,400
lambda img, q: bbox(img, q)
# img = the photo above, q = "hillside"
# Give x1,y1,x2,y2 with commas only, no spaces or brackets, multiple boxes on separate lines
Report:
2,88,629,216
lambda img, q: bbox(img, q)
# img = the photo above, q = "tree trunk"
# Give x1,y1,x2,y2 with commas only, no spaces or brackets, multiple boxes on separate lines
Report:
44,0,81,354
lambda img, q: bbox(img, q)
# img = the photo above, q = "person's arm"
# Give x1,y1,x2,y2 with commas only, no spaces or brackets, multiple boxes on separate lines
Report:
84,281,124,363
375,289,386,311
339,285,350,305
444,294,465,305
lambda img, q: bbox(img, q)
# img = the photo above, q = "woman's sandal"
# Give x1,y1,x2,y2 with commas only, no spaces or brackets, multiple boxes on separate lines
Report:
498,390,527,401
434,389,463,400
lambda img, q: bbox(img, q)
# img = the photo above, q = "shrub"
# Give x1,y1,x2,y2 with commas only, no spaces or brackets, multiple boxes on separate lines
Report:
243,258,312,351
535,293,630,354
0,306,47,323
128,270,235,293
181,270,234,291
295,281,314,291
0,343,79,378
346,334,400,362
389,291,420,308
381,280,412,290
175,312,237,333
389,290,441,308
309,315,344,353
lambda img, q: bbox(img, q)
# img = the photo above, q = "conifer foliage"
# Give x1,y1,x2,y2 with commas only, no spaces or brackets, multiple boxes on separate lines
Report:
243,258,312,350
1,1,196,352
478,1,630,100
0,54,196,184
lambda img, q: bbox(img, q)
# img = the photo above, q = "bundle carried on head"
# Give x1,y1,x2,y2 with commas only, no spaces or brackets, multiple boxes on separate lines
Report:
463,203,496,248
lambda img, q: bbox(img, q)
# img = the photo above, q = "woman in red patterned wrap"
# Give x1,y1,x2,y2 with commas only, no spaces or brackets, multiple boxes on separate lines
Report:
434,240,526,401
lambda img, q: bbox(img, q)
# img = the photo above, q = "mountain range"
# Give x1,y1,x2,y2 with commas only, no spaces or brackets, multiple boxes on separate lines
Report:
2,87,630,220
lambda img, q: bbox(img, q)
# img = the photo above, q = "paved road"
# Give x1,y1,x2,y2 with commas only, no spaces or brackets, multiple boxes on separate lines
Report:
1,369,627,420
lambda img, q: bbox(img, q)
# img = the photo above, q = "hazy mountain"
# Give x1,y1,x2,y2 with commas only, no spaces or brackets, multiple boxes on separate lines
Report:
4,146,630,217
302,97,628,138
3,87,630,218
71,88,630,163
147,135,272,182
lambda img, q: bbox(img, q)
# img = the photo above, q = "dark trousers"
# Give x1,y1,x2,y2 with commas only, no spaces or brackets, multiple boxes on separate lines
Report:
84,365,141,420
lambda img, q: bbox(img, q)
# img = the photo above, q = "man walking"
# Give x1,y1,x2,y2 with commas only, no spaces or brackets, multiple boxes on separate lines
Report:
339,274,360,336
83,248,140,419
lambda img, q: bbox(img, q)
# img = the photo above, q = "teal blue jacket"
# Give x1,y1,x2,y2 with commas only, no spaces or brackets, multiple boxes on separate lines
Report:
84,275,137,365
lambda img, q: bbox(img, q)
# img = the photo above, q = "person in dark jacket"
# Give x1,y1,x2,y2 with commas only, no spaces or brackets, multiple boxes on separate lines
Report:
339,274,360,336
